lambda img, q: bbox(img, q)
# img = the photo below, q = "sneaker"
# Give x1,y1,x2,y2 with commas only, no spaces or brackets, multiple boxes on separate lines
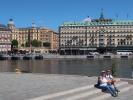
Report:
112,94,118,97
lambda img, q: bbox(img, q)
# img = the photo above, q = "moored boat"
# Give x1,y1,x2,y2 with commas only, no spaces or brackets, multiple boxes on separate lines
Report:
0,54,8,60
34,55,43,60
23,54,33,60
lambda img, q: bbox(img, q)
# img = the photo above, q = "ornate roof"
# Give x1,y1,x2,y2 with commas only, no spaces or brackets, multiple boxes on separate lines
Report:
0,24,6,28
8,19,14,25
61,20,133,27
0,23,11,31
83,16,92,22
60,12,133,27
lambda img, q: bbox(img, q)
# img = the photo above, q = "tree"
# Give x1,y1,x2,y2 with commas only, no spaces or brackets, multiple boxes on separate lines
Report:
31,40,38,47
130,62,133,78
25,41,30,47
38,41,42,47
11,40,18,48
31,39,42,47
43,42,51,47
111,59,118,76
21,44,24,47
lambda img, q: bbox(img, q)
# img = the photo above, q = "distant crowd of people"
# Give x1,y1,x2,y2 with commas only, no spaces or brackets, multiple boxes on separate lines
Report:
95,70,120,97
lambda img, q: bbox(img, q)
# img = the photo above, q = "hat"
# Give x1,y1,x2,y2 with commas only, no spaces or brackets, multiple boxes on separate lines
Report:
101,70,106,73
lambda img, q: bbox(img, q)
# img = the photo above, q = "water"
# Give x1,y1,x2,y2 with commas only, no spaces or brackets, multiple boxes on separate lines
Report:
0,59,133,78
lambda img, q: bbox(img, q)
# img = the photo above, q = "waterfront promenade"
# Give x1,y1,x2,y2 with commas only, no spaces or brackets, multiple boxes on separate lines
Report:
0,73,132,100
1,54,133,60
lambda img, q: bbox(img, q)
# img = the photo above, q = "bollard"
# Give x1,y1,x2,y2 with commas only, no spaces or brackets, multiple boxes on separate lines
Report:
132,71,133,78
15,68,22,74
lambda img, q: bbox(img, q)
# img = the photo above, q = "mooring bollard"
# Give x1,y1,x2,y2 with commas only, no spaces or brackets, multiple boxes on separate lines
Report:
15,68,22,74
132,71,133,78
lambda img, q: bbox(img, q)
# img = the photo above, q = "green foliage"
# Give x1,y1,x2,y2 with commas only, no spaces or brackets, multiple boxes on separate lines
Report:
111,60,118,76
43,42,51,47
11,40,18,48
38,41,42,47
21,44,24,47
31,39,42,47
130,62,133,70
25,42,30,47
25,40,42,47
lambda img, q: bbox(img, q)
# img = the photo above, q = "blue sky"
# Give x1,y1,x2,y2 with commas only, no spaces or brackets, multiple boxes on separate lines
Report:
0,0,133,31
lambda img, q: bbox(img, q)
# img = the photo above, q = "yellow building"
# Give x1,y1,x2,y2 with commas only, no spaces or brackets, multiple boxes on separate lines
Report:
7,19,58,53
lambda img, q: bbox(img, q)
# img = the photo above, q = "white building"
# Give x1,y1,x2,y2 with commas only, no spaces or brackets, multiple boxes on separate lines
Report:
59,14,133,55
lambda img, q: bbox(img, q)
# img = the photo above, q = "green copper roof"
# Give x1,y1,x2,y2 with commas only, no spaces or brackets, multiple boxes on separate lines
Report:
61,20,133,26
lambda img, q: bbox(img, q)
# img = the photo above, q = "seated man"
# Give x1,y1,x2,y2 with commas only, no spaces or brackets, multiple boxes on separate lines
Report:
106,70,120,93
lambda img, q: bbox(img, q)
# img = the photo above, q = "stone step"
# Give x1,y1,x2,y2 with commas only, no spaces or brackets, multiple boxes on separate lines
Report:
53,87,100,100
28,84,94,100
28,81,127,100
107,85,133,100
60,81,128,100
89,83,133,100
82,81,129,100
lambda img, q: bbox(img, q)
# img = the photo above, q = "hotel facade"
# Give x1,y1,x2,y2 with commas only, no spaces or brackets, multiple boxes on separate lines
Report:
59,14,133,55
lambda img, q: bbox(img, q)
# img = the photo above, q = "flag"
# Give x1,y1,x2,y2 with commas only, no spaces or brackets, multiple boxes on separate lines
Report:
126,13,129,19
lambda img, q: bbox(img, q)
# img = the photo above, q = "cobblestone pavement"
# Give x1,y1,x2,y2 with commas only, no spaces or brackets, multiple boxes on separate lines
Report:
0,73,96,100
107,88,133,100
0,73,132,100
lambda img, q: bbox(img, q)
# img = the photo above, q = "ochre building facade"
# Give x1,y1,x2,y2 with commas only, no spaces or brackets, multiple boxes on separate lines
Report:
7,19,58,53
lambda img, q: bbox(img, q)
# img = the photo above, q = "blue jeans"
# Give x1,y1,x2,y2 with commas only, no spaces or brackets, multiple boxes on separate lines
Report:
100,84,117,96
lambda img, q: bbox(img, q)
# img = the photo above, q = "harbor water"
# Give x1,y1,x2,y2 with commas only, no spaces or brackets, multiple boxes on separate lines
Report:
0,58,133,78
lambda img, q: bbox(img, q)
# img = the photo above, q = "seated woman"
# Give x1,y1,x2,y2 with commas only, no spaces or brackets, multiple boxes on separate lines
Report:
106,70,120,93
99,70,118,97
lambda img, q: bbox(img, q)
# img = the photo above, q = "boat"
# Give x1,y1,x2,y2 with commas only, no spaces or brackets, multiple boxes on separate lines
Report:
23,54,33,60
11,54,20,60
34,55,43,60
86,55,94,59
0,54,8,60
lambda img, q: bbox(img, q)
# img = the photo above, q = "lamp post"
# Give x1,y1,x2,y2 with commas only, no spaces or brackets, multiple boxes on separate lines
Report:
67,40,72,55
131,63,133,78
70,42,72,55
132,68,133,78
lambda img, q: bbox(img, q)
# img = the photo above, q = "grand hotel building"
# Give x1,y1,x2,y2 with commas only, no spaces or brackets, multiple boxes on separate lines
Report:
59,13,133,55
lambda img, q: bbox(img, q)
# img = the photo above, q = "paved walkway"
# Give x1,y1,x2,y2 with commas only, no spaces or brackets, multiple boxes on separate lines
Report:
0,73,132,100
0,73,96,100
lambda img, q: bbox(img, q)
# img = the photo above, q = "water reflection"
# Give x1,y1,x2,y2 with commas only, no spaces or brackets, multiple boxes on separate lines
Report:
0,59,132,78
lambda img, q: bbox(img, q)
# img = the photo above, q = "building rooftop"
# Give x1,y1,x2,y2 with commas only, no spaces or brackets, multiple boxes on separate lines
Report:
60,12,133,27
61,20,133,27
0,24,11,31
0,24,7,28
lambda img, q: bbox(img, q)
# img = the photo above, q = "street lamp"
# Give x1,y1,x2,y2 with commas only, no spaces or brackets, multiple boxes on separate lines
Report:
131,63,133,78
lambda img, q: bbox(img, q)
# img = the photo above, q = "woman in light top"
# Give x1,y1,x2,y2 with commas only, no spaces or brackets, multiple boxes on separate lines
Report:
99,70,118,97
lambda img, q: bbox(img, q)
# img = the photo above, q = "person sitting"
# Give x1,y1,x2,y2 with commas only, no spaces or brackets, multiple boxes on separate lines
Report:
95,72,107,89
106,70,120,93
99,70,118,97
